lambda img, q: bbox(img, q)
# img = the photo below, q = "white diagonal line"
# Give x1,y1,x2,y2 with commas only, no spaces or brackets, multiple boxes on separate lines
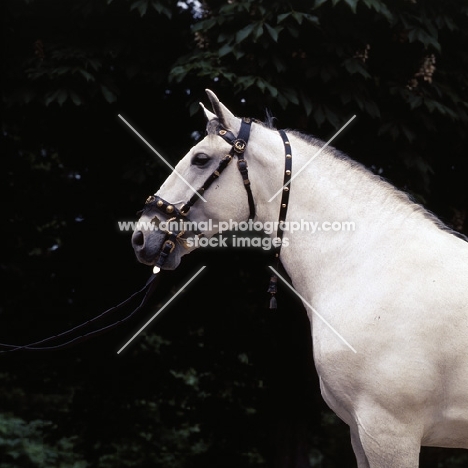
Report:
268,115,356,202
117,266,207,354
118,114,207,202
269,266,357,353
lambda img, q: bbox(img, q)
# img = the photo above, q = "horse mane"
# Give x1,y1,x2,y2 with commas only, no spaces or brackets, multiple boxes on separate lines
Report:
205,116,466,241
288,129,468,242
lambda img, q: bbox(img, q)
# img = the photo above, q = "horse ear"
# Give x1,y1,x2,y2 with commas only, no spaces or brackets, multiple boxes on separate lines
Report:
205,89,239,131
199,102,217,121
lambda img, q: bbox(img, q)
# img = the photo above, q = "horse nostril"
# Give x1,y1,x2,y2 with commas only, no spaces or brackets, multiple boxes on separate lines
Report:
132,230,144,247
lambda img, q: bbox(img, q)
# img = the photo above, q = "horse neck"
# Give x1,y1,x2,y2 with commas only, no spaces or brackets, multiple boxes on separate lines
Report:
250,129,408,231
250,130,442,295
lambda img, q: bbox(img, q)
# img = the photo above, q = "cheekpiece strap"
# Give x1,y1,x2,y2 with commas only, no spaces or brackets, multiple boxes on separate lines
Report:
218,117,256,220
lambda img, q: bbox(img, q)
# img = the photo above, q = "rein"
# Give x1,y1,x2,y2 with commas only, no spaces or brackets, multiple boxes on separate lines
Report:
0,117,293,353
0,274,159,354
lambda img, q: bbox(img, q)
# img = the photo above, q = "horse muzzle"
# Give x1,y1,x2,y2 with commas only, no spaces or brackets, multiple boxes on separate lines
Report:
131,196,203,269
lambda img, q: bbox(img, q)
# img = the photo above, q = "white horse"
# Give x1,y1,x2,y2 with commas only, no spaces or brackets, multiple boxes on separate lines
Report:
132,90,468,467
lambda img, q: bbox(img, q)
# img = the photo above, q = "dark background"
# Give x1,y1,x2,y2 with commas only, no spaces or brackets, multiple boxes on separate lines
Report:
1,0,467,466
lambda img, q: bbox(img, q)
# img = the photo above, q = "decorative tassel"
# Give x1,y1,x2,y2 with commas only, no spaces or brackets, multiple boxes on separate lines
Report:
267,275,278,310
269,295,277,310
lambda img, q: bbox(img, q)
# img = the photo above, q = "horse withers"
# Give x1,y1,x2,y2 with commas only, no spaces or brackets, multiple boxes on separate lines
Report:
131,90,468,467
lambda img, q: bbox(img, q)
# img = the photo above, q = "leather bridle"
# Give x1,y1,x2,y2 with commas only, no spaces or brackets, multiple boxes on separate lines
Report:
0,117,292,353
142,117,293,308
141,117,256,268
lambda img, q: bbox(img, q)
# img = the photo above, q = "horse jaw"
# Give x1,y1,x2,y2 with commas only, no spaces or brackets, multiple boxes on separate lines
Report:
205,89,240,132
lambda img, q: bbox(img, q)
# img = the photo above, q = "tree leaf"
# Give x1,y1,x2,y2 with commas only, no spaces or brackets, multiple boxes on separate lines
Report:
57,89,68,106
300,91,313,116
313,0,329,8
313,105,326,126
70,91,82,106
282,87,299,105
78,69,94,82
236,23,256,43
286,24,300,38
44,90,60,106
265,24,280,42
343,0,358,13
277,12,291,23
218,43,233,57
364,99,381,118
343,58,371,79
101,85,117,103
152,0,171,18
130,0,148,17
291,12,304,25
253,23,264,41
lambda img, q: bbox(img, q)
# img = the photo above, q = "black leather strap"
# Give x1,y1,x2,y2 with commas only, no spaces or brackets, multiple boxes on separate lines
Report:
268,129,292,309
274,130,292,258
219,117,255,220
182,153,233,214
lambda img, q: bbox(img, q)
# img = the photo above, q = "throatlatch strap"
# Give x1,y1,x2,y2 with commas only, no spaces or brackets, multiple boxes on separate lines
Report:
268,129,292,309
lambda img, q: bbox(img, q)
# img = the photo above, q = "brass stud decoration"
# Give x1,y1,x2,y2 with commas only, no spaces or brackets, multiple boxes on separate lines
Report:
166,205,174,214
233,139,247,153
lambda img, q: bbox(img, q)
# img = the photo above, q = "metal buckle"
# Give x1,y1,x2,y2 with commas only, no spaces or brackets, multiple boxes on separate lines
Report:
237,159,248,170
163,240,176,253
233,139,247,153
180,204,190,215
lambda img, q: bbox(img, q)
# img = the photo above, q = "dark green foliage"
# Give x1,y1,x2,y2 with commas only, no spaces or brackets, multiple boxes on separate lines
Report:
171,0,468,209
1,0,467,467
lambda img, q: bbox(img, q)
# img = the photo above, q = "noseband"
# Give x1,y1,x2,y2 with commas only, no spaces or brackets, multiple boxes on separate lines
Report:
141,117,292,308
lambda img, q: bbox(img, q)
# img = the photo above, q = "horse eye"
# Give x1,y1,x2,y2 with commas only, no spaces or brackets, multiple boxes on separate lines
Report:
192,153,211,167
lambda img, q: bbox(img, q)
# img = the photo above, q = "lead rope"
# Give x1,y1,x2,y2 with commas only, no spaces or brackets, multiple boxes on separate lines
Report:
0,274,159,353
268,130,292,309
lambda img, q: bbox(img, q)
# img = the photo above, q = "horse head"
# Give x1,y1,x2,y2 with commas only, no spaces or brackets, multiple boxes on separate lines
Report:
131,90,261,270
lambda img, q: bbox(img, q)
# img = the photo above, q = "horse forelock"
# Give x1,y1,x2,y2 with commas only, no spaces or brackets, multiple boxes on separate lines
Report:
206,119,220,135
